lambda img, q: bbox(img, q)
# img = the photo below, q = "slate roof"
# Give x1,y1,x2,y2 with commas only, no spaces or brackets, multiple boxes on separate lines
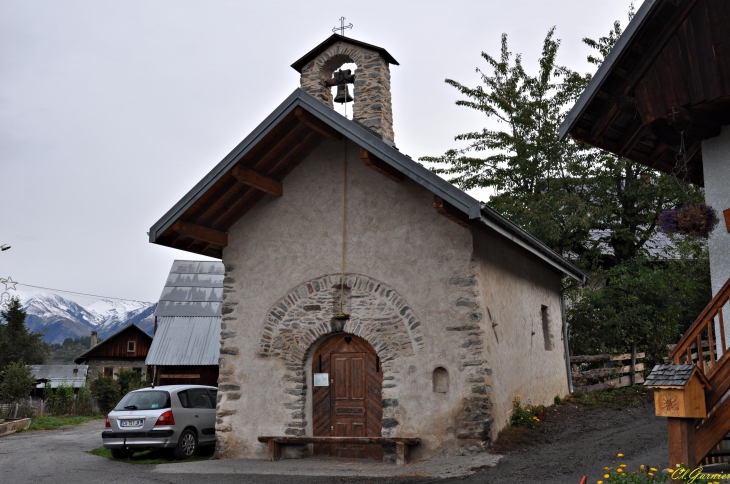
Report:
148,89,588,284
644,364,702,387
29,365,88,389
290,34,399,72
154,260,224,317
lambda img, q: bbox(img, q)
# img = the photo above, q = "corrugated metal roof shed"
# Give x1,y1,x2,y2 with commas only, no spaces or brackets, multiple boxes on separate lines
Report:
145,316,221,366
147,260,224,366
29,365,88,389
154,260,224,317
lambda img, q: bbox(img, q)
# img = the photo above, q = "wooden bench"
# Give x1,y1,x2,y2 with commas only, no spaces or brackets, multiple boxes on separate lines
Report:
257,436,421,465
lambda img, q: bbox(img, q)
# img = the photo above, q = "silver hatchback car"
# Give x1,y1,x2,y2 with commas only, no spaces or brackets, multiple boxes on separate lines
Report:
102,385,217,459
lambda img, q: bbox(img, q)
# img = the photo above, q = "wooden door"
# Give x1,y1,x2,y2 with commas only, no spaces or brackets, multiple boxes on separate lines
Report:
312,334,383,459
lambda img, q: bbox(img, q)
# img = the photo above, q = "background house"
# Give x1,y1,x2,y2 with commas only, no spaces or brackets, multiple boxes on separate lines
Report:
74,324,152,380
145,260,223,387
28,364,88,398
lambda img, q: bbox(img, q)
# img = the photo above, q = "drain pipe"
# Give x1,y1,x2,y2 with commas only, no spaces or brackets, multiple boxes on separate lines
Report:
562,277,587,394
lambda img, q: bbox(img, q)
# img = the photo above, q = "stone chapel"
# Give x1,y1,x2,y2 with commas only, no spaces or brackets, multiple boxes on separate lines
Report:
148,34,587,461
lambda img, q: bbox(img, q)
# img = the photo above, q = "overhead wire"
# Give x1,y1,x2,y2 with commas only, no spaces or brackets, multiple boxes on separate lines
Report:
13,283,153,304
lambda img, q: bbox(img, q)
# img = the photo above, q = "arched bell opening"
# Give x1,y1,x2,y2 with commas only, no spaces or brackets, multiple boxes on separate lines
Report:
317,54,359,119
309,333,383,460
330,62,357,119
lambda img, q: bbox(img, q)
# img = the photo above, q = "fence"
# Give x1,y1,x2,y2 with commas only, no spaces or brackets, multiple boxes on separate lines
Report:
571,349,645,393
1,396,99,418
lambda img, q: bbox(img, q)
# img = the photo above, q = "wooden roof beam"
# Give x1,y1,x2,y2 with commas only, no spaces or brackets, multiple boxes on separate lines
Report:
618,118,652,157
209,132,323,228
589,0,701,141
231,166,283,196
294,107,342,140
171,221,228,247
359,148,404,182
433,196,470,228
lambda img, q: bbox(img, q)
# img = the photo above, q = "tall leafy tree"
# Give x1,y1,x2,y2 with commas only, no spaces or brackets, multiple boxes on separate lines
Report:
422,19,711,363
421,24,701,269
0,297,49,370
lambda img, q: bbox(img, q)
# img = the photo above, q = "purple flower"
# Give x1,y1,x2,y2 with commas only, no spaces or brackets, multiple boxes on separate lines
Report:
658,204,719,238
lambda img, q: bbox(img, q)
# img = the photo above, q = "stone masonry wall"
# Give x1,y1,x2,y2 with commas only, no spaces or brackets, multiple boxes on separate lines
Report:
256,273,424,439
299,40,394,142
445,272,494,450
211,139,566,460
86,359,148,381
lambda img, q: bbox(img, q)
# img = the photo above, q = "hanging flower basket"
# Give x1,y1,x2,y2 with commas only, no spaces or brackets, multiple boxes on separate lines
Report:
658,204,719,238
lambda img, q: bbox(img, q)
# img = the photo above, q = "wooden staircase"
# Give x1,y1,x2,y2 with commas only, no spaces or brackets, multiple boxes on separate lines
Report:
666,276,730,467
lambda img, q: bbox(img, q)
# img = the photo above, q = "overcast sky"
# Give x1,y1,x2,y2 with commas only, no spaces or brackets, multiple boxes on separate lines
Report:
1,0,633,304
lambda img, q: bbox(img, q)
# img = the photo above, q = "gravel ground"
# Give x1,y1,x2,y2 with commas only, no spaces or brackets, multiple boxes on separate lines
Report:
471,397,669,484
0,398,669,484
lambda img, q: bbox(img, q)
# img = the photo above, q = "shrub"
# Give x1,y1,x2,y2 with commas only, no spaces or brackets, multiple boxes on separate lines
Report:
46,383,74,415
72,385,93,416
117,369,146,396
90,377,120,414
510,396,547,429
0,361,36,401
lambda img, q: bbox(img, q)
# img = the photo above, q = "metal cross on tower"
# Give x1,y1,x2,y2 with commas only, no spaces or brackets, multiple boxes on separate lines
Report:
332,17,353,36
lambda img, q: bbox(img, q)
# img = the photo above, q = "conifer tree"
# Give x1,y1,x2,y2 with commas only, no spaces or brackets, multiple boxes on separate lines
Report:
0,297,49,371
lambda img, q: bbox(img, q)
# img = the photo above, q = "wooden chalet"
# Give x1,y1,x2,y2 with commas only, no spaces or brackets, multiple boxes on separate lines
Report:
561,0,730,468
74,324,152,381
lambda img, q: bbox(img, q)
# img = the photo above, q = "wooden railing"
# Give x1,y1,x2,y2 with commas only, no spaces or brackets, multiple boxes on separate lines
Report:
670,277,730,378
665,276,730,466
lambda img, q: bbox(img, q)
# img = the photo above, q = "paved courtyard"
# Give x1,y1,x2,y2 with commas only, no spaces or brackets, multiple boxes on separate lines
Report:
0,419,496,484
0,401,669,484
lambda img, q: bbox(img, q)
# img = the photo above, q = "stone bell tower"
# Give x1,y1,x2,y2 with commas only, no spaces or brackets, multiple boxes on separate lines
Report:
291,34,399,143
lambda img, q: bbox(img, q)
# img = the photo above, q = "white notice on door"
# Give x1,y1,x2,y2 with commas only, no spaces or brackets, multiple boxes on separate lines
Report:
313,373,329,386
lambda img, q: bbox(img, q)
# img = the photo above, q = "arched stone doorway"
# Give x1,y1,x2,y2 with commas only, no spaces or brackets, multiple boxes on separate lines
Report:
312,333,383,459
257,274,424,441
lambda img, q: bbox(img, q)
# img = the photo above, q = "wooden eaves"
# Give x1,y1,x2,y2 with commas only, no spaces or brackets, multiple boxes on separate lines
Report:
148,89,587,284
559,0,730,187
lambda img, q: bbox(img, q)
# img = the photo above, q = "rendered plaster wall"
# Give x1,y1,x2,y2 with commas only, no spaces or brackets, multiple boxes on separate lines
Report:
703,126,730,355
471,227,567,441
702,126,730,296
215,138,564,459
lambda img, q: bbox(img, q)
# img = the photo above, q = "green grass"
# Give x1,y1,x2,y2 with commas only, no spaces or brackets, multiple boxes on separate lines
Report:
89,446,213,465
570,385,652,410
27,415,105,431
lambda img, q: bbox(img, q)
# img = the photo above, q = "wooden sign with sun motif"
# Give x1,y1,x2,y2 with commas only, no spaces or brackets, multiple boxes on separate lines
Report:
660,394,680,415
645,364,711,419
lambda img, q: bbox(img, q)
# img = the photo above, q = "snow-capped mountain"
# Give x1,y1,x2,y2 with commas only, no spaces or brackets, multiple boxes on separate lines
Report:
19,293,155,344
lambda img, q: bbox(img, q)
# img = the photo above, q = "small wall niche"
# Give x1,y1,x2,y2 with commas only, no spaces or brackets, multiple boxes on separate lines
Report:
541,305,553,351
433,367,449,393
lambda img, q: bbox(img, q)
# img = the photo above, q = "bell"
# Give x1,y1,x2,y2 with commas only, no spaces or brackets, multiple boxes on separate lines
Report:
333,84,353,104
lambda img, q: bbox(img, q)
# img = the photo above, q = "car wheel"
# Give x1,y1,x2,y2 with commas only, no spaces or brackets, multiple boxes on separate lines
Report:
110,449,131,459
173,429,197,459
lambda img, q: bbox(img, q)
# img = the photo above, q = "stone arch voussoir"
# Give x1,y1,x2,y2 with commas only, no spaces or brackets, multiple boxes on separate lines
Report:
258,273,423,437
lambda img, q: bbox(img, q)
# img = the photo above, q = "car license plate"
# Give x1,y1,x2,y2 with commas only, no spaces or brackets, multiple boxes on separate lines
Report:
120,419,143,427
